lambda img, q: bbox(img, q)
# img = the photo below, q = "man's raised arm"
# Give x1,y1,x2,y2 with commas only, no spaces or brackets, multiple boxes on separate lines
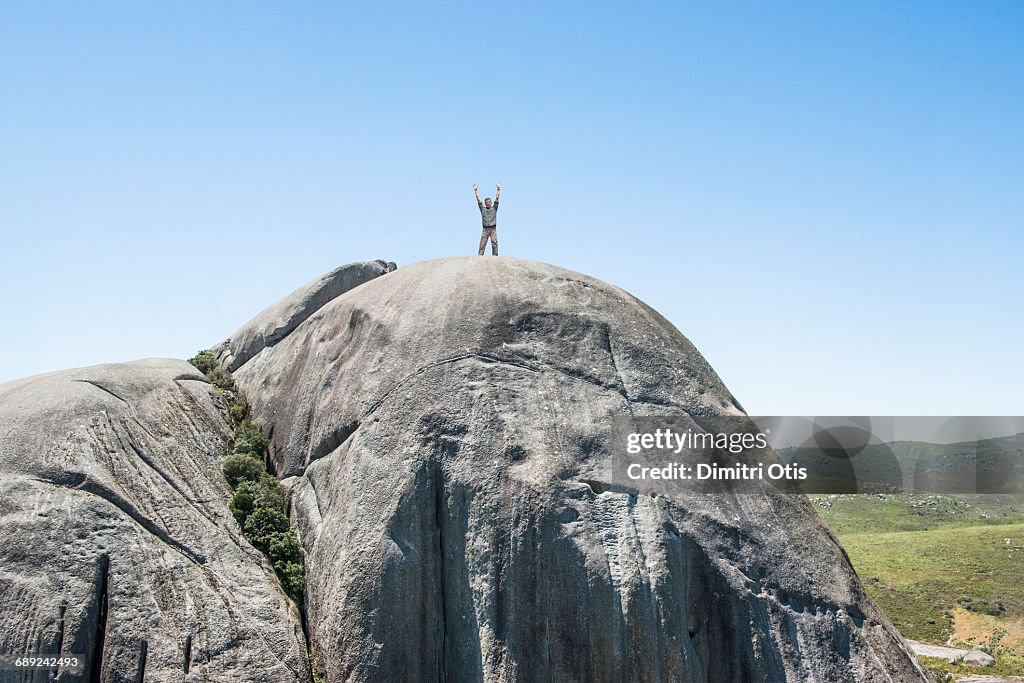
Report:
495,182,501,203
473,183,482,205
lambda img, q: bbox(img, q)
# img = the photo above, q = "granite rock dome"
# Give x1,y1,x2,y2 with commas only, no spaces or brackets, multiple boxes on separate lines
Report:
228,256,929,683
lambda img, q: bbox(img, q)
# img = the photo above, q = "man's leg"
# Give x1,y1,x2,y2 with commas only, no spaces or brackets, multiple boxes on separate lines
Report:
490,229,498,256
478,229,489,256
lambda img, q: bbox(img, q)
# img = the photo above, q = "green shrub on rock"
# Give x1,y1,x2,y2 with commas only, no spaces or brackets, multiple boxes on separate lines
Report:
266,531,304,567
223,453,265,487
234,420,269,457
188,350,219,375
277,561,306,597
189,349,305,601
244,508,292,546
230,475,286,526
228,403,246,424
208,366,236,392
229,487,255,526
252,475,285,510
233,439,261,458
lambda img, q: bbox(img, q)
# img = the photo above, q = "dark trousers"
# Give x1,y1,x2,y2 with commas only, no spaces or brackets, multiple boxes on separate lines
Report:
478,227,498,255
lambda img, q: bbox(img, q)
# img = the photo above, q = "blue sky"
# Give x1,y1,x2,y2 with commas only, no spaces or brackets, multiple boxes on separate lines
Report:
1,2,1021,415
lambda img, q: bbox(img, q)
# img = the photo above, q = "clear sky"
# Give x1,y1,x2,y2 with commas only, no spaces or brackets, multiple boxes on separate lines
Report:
1,2,1021,415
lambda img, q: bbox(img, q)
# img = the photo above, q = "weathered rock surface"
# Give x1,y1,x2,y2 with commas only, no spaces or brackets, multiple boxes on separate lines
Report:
232,256,930,682
0,256,932,682
909,638,968,662
963,650,997,667
215,260,396,372
0,359,309,682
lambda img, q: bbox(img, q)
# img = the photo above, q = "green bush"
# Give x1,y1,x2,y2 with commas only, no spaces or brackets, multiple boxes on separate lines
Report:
244,508,292,547
228,403,246,424
230,488,255,525
231,475,285,521
223,453,266,487
189,350,219,375
235,419,262,439
188,348,304,600
208,366,236,392
987,627,1008,655
266,531,303,566
230,476,285,526
233,439,261,458
253,475,285,509
986,601,1006,617
277,561,305,598
235,420,269,456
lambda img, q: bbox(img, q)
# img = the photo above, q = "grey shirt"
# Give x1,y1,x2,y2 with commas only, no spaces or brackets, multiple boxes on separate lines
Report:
479,200,499,228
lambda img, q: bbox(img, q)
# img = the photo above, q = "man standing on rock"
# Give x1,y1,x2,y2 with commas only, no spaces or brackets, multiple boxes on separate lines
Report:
474,182,501,256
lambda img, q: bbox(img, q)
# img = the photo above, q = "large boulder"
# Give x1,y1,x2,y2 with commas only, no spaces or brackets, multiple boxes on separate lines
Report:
234,256,930,682
962,649,996,667
0,359,310,682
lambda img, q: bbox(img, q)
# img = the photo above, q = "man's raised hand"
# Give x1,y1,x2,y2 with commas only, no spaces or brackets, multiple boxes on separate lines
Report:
473,184,479,191
496,182,501,190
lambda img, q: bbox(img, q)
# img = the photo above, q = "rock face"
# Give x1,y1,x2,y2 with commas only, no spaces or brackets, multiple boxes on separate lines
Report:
0,359,309,682
962,649,996,667
215,260,396,372
230,256,930,682
0,257,930,682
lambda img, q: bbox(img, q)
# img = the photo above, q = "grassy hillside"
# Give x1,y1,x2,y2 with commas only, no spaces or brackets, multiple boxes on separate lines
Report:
812,493,1024,675
812,493,1024,535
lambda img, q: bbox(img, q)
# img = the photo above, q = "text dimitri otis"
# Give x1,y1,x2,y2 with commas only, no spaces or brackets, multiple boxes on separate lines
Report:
625,428,807,481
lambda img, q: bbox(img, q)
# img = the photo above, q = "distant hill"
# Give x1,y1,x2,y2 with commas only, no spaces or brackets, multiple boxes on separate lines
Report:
779,434,1024,494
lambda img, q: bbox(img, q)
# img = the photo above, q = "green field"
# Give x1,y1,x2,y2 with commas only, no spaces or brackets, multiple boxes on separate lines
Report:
812,493,1024,535
812,493,1024,676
